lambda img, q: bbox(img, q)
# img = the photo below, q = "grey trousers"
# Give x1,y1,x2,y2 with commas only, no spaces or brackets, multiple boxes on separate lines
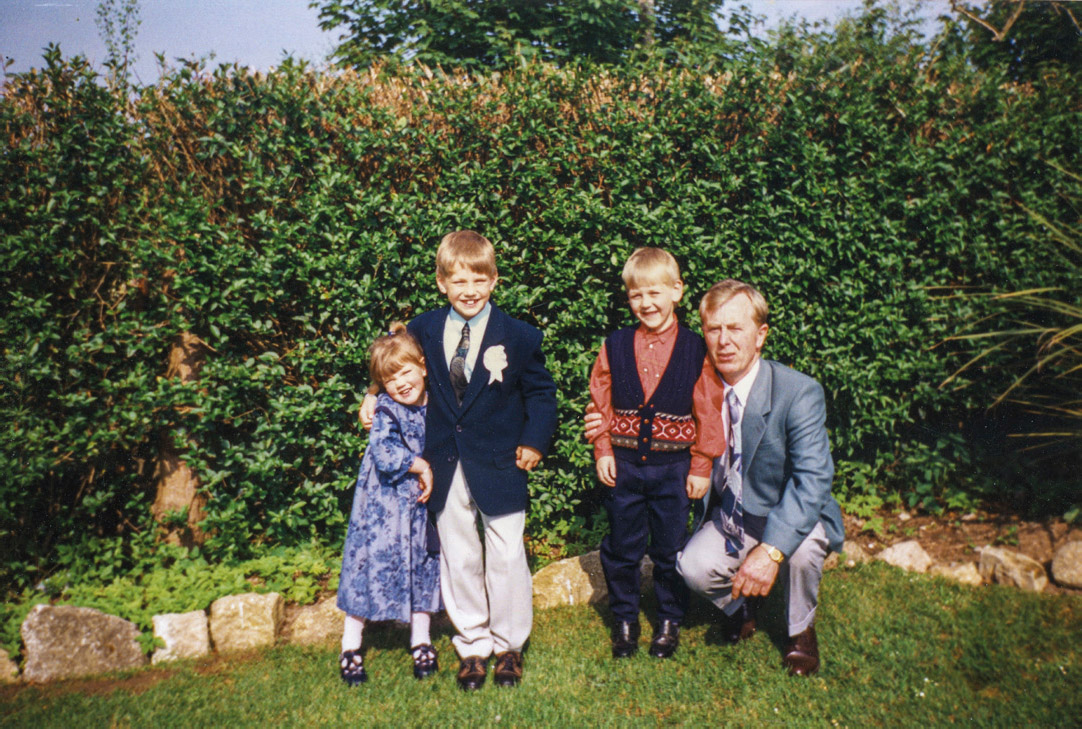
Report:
676,519,829,636
436,464,533,659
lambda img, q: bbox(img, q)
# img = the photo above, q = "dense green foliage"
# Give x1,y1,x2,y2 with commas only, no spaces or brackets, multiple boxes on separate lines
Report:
2,565,1080,726
312,0,729,70
2,11,1081,587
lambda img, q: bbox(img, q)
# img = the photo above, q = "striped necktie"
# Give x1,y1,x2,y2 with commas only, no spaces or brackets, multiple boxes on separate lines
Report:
449,322,470,404
716,388,745,556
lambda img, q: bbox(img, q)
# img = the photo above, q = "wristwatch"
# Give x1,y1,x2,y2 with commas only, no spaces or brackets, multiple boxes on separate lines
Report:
761,543,784,563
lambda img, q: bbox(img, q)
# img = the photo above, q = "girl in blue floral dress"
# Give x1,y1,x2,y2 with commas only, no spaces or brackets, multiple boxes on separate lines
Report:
337,323,441,685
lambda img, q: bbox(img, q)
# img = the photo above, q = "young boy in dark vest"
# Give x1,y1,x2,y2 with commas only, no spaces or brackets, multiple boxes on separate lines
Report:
588,247,723,659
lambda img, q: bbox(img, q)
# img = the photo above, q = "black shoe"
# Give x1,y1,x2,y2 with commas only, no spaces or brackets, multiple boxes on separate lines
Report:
611,620,641,659
649,619,680,659
723,598,760,645
339,649,368,686
456,655,488,691
411,643,438,680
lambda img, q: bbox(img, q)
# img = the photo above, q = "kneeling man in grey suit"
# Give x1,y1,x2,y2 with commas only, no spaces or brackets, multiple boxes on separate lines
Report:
677,279,844,676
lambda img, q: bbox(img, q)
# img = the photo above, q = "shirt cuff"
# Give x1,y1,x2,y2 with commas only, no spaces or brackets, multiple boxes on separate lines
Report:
689,455,712,478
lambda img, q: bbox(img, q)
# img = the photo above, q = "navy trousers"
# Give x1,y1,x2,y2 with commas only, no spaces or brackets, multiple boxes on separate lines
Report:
600,458,691,623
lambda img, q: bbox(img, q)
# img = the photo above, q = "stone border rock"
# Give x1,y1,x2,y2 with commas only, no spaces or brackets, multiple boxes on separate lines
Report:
6,539,1080,684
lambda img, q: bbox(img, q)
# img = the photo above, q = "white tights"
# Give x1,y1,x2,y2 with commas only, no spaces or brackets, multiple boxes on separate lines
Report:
341,612,432,652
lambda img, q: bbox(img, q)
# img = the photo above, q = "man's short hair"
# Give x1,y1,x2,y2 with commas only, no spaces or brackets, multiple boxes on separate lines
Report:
699,279,769,327
436,230,498,279
621,247,682,289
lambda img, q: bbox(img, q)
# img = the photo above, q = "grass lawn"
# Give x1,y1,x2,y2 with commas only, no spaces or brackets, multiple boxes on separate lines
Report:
1,563,1079,728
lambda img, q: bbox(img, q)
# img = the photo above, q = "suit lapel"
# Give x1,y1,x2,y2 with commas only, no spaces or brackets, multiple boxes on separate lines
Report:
459,304,506,412
740,359,772,477
423,307,459,415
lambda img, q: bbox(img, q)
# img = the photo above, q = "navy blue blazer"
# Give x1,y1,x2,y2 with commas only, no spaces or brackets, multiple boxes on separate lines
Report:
408,304,558,516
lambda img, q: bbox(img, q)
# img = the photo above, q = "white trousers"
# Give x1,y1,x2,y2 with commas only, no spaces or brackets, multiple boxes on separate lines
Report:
677,520,828,636
436,464,533,658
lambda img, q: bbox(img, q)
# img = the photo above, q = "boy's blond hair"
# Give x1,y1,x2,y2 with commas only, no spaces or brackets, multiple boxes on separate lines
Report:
436,230,498,279
369,322,425,387
621,247,682,289
699,279,770,327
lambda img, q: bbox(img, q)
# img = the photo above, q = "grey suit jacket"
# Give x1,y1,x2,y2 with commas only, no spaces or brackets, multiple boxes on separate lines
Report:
723,359,845,557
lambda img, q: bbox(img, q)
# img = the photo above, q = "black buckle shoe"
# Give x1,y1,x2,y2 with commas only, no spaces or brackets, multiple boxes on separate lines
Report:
411,643,438,680
649,619,680,659
611,620,641,659
339,649,368,686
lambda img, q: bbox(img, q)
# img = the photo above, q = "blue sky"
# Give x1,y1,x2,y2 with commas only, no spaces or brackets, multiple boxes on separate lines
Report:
1,1,948,84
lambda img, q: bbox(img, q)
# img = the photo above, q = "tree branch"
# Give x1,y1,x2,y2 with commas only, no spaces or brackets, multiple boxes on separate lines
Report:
950,0,1028,42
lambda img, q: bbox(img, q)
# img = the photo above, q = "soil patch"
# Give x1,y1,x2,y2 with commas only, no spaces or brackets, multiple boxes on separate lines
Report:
0,666,176,701
845,508,1082,596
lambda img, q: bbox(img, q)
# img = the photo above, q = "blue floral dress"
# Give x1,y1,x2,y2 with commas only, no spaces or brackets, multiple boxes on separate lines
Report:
337,393,441,621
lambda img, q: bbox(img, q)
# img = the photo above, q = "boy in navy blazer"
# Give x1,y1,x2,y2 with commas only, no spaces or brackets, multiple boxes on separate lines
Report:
363,231,557,689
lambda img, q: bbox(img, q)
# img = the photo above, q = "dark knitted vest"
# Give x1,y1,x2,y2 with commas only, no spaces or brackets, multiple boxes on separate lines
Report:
606,325,705,465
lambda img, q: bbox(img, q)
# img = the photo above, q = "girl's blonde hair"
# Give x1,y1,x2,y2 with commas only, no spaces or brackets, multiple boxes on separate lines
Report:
368,322,424,387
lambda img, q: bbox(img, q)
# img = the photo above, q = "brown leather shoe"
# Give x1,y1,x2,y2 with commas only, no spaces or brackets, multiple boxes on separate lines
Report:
456,655,488,691
493,651,523,687
783,626,820,676
723,598,759,645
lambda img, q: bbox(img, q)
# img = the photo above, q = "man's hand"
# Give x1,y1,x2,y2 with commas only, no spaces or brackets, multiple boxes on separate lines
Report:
516,445,542,471
686,474,710,499
731,544,780,600
583,403,604,442
358,393,378,431
596,455,617,487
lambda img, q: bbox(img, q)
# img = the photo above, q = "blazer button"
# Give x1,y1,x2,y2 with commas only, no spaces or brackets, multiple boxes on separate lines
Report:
456,425,463,432
447,455,454,462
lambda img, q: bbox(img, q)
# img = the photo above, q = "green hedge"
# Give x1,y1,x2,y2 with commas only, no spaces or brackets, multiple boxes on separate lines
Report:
2,27,1080,585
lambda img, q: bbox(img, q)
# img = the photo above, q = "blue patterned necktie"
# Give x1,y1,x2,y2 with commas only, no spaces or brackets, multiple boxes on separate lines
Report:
449,322,470,404
717,388,744,556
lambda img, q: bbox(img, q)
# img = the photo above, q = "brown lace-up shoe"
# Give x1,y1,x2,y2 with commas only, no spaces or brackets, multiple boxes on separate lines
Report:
722,597,760,645
493,650,524,687
456,655,488,691
782,626,820,676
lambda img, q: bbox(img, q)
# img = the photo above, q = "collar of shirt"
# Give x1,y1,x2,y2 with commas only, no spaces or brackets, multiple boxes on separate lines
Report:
723,357,761,427
444,302,492,379
636,316,679,347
